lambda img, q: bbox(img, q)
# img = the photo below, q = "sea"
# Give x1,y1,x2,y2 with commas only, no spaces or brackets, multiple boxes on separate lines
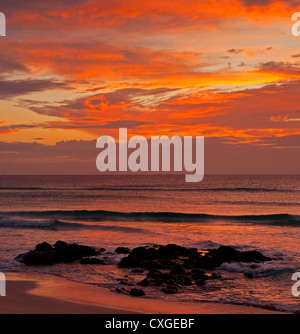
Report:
0,174,299,313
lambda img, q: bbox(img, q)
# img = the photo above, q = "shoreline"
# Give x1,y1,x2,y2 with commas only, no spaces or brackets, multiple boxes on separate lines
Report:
0,272,287,314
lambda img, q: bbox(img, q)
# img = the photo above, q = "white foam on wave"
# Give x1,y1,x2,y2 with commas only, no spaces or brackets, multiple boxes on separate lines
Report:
219,260,297,278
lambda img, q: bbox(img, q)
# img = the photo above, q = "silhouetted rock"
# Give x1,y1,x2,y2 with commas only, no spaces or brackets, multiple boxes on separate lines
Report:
118,279,130,286
129,288,145,297
114,243,273,297
191,269,209,280
184,254,223,270
131,246,157,260
16,241,101,266
131,269,144,274
115,247,131,254
117,244,200,269
118,256,141,268
137,278,150,287
196,279,206,286
157,244,191,259
162,285,179,294
184,245,272,270
35,242,53,252
53,241,68,251
206,246,271,264
16,250,59,266
170,264,187,275
239,250,271,262
147,269,164,279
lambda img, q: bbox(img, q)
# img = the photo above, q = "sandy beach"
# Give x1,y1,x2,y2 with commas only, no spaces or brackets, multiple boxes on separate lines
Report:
0,272,286,314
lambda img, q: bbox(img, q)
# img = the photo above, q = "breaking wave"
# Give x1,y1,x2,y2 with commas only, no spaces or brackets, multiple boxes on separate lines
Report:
0,210,299,228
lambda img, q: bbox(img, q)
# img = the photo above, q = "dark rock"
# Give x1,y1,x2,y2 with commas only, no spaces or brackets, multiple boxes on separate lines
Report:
53,240,68,251
176,276,193,286
197,255,223,270
35,242,53,252
118,244,272,273
119,280,130,286
162,285,179,294
147,269,164,279
61,243,99,262
129,288,145,297
115,247,131,254
16,241,101,266
80,258,106,265
170,264,187,275
137,278,150,287
157,244,187,259
191,270,209,280
240,250,271,262
145,260,164,269
183,253,222,270
18,250,59,266
196,279,206,286
131,269,144,274
131,247,157,260
206,246,271,264
207,246,241,263
117,244,201,269
118,256,141,268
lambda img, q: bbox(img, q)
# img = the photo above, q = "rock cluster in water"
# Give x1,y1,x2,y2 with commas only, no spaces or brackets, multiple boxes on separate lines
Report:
115,244,271,295
15,241,104,265
15,242,272,297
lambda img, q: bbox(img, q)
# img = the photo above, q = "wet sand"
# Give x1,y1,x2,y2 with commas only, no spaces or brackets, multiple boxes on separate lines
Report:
0,272,286,314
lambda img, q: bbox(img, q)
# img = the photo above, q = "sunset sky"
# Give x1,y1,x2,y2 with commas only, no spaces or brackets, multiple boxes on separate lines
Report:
0,0,299,174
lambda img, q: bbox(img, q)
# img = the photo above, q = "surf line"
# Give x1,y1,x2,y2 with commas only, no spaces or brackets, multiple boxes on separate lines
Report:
96,128,204,183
